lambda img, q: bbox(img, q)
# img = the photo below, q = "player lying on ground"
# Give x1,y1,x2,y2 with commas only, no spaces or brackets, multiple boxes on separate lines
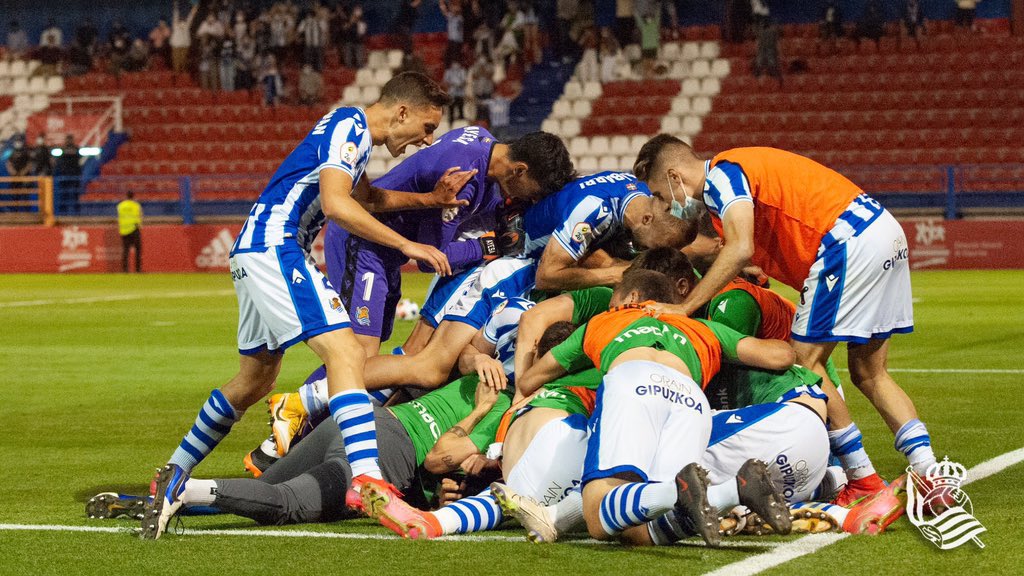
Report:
634,136,939,505
142,72,476,540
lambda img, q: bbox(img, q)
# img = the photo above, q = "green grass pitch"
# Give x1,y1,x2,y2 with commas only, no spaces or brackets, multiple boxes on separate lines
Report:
1,271,1022,575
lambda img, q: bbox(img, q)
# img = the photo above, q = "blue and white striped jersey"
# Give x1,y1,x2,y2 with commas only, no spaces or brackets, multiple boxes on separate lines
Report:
521,171,650,261
232,107,373,255
482,296,535,380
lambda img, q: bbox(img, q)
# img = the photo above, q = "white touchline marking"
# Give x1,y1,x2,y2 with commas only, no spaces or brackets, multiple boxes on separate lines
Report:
700,445,1024,576
839,368,1024,374
0,290,234,308
0,523,780,548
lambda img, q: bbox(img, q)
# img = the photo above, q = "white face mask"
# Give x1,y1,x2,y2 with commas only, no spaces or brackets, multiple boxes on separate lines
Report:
666,173,699,220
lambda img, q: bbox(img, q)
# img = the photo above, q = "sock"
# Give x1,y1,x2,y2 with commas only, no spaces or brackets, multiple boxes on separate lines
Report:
598,482,676,536
792,501,850,528
168,389,239,473
828,423,876,480
433,490,504,535
181,479,218,506
647,510,696,545
328,390,382,479
298,366,329,418
894,418,937,476
367,388,396,406
707,480,740,510
549,487,585,533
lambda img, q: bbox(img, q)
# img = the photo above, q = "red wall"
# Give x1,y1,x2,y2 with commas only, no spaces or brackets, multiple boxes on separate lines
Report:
0,219,1022,273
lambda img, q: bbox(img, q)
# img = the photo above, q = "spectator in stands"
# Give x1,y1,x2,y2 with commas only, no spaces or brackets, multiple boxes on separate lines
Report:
819,0,844,55
170,1,198,74
232,10,249,44
555,0,580,63
487,81,518,140
955,0,981,32
440,0,466,66
259,53,283,107
342,5,368,69
54,135,82,215
297,7,328,72
614,0,635,48
108,22,132,76
471,55,495,124
599,28,623,83
235,34,257,90
577,26,599,83
30,134,52,177
198,12,227,42
443,58,468,124
521,0,542,67
750,0,771,29
395,0,422,54
5,137,30,182
471,20,495,61
753,19,782,85
117,191,143,273
66,43,93,76
903,0,925,42
6,21,29,59
124,39,151,72
198,38,220,90
269,4,295,65
297,63,323,105
149,19,172,68
41,19,64,49
75,18,100,57
219,38,237,91
855,0,885,49
635,3,661,79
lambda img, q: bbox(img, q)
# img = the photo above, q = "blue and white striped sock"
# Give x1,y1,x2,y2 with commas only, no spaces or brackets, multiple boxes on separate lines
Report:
647,510,696,545
168,389,239,473
433,490,504,535
599,482,676,537
828,423,876,480
329,391,382,479
298,365,328,418
894,418,936,476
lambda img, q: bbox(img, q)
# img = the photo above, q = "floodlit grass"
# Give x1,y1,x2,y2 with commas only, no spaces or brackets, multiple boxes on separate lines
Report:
1,271,1022,575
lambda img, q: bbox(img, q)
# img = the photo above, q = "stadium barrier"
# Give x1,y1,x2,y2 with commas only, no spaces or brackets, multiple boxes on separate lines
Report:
0,218,1021,274
0,176,55,226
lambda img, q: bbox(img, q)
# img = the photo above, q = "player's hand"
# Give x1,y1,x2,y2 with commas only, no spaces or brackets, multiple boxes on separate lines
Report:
642,302,690,318
473,354,507,392
740,265,770,287
429,167,475,209
437,477,466,505
459,454,500,476
478,231,501,262
401,241,452,276
474,377,501,409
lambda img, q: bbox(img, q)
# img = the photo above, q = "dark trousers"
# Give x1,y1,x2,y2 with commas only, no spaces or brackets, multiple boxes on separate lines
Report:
121,229,142,272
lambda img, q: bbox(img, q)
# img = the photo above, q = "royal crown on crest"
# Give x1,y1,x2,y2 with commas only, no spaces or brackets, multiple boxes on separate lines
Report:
925,456,967,488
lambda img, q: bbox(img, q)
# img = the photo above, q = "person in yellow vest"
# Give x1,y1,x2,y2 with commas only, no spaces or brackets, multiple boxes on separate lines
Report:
117,191,142,273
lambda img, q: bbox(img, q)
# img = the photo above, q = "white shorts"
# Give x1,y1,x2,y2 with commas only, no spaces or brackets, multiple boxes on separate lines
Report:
231,245,351,355
702,402,829,504
419,266,482,328
582,361,712,485
506,414,589,506
792,197,914,343
442,256,537,330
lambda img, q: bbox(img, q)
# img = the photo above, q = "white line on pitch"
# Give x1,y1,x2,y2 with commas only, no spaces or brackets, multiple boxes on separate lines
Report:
0,290,234,308
839,368,1024,374
700,445,1024,576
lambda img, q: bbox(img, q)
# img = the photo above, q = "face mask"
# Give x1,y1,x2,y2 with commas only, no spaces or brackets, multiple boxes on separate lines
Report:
666,173,699,220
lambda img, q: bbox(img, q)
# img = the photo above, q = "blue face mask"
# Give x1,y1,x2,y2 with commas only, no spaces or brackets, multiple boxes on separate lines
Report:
666,174,698,220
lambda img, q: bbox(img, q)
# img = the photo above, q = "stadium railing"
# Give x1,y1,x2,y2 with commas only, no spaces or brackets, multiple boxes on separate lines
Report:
44,163,1024,223
0,176,55,225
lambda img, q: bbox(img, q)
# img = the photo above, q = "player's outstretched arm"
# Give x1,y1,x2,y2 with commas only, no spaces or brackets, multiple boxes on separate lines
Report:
422,380,501,474
535,240,629,291
321,167,453,275
735,337,797,372
353,167,475,212
513,294,575,379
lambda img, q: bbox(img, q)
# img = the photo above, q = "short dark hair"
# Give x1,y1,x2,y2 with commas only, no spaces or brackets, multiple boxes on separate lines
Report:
537,321,577,357
627,247,697,290
507,132,577,195
379,71,453,108
614,269,679,304
633,134,695,182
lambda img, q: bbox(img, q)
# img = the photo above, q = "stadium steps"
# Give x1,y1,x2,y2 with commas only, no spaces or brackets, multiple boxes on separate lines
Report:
507,55,578,139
